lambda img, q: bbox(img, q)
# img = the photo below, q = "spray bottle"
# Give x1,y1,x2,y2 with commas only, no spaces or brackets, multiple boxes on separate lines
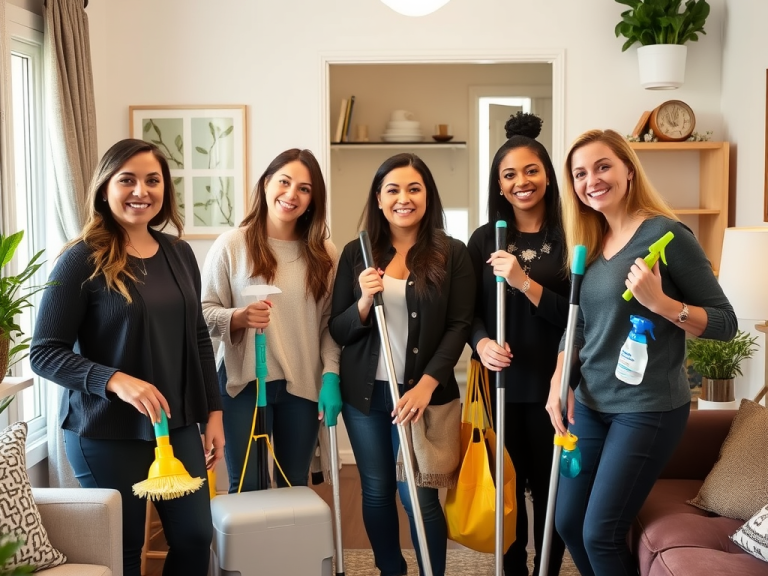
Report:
615,315,656,385
554,432,581,478
622,231,674,301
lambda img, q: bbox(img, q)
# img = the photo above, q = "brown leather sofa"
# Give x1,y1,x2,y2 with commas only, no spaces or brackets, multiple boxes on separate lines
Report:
629,409,765,575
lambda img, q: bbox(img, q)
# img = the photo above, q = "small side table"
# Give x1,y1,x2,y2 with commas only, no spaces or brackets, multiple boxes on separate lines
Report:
754,324,768,407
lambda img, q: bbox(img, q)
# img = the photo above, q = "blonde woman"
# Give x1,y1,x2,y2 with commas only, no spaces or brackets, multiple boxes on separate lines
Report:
545,129,736,576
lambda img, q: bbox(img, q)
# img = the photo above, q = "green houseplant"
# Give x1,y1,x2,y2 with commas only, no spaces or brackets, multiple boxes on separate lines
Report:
0,231,50,378
686,330,759,403
614,0,711,89
0,537,34,576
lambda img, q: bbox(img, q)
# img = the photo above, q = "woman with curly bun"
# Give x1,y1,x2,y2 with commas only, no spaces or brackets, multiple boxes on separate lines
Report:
467,112,568,576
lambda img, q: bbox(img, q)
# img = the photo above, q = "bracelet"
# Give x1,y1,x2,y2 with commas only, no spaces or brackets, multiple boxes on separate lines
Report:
521,278,531,294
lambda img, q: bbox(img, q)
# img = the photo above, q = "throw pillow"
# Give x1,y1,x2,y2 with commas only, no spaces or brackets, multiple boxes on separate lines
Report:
731,503,768,563
0,421,67,571
687,399,768,521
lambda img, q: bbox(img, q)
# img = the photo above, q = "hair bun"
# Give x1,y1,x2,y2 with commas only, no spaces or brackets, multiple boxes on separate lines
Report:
504,112,543,140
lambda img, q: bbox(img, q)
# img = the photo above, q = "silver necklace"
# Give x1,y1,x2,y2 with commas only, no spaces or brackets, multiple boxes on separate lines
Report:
507,229,551,275
127,243,148,277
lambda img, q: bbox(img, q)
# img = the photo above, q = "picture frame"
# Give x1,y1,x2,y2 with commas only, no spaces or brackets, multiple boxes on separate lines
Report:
130,105,248,238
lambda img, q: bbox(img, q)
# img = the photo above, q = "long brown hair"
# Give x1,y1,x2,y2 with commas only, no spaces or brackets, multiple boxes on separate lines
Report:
562,129,678,268
66,138,183,302
241,149,333,301
359,153,449,298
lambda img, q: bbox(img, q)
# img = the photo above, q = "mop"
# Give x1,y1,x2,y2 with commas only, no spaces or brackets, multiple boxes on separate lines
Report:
240,284,283,492
326,392,346,576
359,231,433,576
494,220,508,576
539,244,587,575
132,409,205,500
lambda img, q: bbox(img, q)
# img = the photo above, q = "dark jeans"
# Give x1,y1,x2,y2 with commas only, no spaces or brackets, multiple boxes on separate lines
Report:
491,400,565,576
219,364,319,492
555,399,689,576
64,425,212,576
343,380,447,576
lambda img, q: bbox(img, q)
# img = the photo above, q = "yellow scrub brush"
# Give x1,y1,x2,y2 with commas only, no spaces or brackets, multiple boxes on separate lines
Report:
132,410,204,501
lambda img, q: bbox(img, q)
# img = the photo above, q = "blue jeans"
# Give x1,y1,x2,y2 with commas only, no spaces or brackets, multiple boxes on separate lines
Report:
64,425,212,576
555,400,689,576
219,364,319,492
343,380,447,576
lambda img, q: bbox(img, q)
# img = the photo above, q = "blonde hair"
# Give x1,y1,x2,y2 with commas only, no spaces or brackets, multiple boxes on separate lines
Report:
562,129,678,268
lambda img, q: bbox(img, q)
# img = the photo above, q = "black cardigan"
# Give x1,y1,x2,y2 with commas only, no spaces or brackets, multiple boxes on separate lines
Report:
30,230,221,441
329,236,475,415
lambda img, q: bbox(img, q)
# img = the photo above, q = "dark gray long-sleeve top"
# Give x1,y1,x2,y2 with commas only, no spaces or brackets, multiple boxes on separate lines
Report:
562,217,737,413
30,230,221,441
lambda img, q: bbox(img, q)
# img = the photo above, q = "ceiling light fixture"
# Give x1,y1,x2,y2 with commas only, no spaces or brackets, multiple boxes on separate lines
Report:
381,0,451,17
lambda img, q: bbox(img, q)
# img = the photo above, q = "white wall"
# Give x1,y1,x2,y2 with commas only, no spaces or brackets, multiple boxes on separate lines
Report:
721,0,768,403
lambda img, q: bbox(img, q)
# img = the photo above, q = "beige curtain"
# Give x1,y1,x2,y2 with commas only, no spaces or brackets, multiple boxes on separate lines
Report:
0,0,16,234
43,0,98,488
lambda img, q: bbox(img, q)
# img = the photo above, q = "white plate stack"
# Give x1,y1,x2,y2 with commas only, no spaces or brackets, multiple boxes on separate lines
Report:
381,111,423,142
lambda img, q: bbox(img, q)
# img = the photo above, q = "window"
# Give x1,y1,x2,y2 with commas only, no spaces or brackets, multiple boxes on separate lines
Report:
2,7,47,460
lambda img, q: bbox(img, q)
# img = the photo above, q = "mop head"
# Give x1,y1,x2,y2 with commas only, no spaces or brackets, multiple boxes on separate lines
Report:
132,440,205,501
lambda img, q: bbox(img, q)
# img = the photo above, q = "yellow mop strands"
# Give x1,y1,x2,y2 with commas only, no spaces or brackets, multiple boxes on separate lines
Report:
133,410,204,501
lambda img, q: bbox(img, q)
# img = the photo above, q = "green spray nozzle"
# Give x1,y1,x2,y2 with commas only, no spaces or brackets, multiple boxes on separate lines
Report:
622,231,675,301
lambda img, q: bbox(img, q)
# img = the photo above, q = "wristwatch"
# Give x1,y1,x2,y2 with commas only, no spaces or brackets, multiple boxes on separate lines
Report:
678,302,689,324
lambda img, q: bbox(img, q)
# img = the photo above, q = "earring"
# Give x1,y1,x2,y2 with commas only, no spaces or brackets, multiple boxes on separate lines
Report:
102,197,106,202
499,189,504,196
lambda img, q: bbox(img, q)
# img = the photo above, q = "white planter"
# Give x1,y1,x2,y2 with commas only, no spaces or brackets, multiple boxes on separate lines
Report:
637,44,687,90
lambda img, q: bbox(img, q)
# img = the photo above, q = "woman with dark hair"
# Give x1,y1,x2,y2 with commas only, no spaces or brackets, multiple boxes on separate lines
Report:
467,112,568,576
547,129,735,576
201,148,341,492
30,138,222,576
329,153,474,576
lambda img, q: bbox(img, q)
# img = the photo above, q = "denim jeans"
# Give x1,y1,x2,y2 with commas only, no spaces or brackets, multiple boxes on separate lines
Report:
219,364,319,492
343,380,447,576
64,425,212,576
555,399,689,576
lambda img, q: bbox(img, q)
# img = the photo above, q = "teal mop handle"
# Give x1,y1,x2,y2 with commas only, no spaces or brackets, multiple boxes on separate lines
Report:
255,331,267,408
153,409,169,438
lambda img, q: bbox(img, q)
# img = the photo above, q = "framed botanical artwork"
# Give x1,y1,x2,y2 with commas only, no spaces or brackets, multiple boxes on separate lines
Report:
130,105,248,238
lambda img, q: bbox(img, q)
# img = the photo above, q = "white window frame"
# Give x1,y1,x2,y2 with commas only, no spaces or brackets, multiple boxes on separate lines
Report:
3,4,48,466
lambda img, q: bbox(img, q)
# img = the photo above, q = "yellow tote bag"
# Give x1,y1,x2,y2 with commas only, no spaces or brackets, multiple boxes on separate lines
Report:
445,358,516,554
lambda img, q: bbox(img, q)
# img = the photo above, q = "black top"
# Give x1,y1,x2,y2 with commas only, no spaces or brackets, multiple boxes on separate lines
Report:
30,230,221,441
468,223,569,403
329,236,475,415
133,250,186,428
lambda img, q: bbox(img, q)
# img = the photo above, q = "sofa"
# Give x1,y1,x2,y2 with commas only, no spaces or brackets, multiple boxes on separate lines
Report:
629,409,765,576
32,488,123,576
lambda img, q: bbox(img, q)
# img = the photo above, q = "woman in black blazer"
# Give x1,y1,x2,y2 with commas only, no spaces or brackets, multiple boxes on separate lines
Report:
330,153,474,576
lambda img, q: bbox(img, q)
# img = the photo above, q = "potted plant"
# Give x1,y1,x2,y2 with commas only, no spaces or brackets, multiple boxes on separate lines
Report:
614,0,711,89
686,330,758,406
0,231,50,378
0,535,34,576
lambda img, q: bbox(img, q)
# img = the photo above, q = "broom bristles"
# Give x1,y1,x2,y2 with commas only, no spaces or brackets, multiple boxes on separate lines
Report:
132,474,205,501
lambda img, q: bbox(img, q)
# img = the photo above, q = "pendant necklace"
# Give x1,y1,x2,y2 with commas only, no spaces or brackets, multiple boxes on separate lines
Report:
127,243,148,277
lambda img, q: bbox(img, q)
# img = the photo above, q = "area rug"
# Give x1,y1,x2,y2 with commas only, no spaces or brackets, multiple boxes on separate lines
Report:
341,548,580,575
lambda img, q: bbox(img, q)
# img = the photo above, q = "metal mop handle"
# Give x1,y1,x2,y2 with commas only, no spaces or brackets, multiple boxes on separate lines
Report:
329,426,345,576
359,231,433,576
494,220,507,576
540,244,587,576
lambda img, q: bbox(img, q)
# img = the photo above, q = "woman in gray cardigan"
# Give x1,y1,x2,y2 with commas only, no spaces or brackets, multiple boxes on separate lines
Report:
546,129,737,576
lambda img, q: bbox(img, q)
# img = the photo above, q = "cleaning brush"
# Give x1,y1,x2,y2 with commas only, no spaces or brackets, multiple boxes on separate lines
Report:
132,410,205,501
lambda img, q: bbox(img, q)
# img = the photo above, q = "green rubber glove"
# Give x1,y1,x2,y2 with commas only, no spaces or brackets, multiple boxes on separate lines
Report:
318,373,342,427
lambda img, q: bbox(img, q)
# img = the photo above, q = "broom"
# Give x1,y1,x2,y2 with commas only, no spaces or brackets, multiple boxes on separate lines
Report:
133,410,205,501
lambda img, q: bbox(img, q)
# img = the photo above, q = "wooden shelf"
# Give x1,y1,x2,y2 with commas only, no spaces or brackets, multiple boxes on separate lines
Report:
331,141,467,150
630,141,729,272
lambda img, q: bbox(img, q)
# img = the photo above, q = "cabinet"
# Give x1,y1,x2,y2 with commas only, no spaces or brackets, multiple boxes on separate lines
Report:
629,141,729,274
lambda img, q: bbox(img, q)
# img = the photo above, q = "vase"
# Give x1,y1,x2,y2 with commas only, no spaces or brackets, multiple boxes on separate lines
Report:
0,335,9,379
637,44,687,90
699,377,735,404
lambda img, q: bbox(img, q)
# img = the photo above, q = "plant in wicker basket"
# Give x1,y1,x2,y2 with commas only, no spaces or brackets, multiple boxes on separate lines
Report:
0,231,51,378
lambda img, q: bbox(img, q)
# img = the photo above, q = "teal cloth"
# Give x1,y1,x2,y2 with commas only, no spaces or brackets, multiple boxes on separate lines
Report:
318,372,342,426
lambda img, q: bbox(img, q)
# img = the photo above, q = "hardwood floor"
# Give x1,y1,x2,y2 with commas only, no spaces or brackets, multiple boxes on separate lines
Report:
144,465,416,576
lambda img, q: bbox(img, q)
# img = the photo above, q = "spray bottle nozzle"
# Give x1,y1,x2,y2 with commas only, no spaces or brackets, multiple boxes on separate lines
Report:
630,315,656,340
622,231,675,302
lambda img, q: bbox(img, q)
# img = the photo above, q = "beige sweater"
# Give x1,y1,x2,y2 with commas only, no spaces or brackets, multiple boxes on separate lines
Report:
201,227,340,401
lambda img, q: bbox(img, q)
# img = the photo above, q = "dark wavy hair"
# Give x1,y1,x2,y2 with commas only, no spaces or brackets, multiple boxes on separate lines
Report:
241,148,333,302
67,138,182,302
359,153,449,297
487,112,563,244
